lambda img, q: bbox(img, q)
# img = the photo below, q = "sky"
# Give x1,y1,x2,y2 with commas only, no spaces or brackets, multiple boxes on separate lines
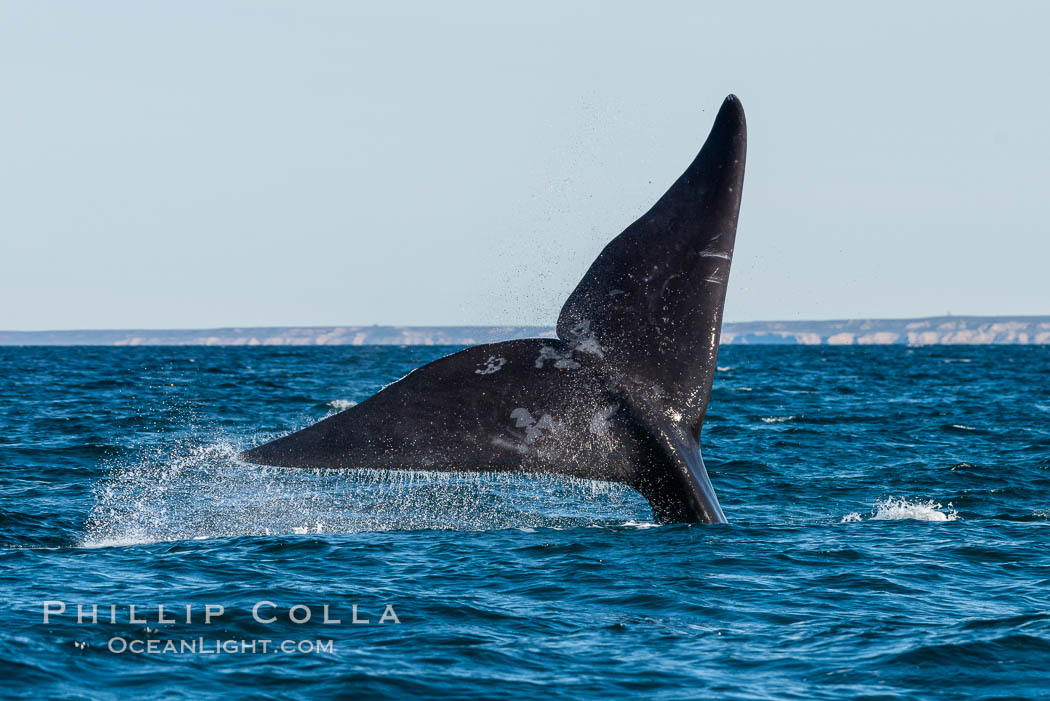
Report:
1,1,1048,330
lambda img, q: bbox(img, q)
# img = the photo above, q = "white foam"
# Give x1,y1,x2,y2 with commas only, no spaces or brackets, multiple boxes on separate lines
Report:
869,496,958,522
80,533,156,549
328,399,357,411
620,520,661,529
840,497,958,523
761,415,796,424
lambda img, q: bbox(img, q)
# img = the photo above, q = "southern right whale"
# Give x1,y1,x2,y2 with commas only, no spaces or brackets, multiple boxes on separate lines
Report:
243,95,747,524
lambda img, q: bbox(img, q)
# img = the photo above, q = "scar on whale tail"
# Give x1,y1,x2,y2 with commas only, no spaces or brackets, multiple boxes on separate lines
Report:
243,95,747,524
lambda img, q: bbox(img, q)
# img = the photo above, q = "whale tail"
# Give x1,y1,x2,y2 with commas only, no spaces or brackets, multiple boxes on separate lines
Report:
242,96,747,524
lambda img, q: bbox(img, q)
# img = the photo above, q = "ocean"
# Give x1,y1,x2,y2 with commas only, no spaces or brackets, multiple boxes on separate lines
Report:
2,345,1048,699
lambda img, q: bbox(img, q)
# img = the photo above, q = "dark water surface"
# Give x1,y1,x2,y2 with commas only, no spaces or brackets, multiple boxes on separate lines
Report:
2,345,1049,699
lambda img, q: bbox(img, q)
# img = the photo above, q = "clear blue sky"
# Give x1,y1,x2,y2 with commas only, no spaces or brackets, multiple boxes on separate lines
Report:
2,1,1047,330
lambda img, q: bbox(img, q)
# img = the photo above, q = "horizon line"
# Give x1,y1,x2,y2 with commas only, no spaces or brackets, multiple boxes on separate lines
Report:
4,313,1050,335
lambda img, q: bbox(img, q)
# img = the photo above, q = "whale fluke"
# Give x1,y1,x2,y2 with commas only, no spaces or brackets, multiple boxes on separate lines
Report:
243,95,747,524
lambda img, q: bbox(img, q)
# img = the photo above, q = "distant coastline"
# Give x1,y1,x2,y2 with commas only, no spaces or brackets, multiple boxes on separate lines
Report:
2,316,1049,346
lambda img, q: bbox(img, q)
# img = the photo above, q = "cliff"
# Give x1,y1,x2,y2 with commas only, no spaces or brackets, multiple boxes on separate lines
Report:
2,316,1049,346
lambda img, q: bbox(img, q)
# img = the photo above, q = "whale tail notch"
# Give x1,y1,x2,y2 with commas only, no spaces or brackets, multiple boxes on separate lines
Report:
242,96,747,524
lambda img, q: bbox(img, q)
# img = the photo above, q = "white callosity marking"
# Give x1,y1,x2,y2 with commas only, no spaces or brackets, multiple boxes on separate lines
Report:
589,402,621,436
535,345,581,370
527,415,554,444
508,408,555,451
510,407,534,428
567,320,604,358
474,356,507,375
573,338,603,357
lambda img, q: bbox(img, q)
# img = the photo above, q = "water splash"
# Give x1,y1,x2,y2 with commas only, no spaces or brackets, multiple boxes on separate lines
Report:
870,496,958,522
841,496,958,523
327,399,357,411
80,436,648,546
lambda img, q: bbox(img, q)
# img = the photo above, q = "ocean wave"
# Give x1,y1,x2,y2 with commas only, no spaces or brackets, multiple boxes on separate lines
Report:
8,344,1050,699
885,632,1050,667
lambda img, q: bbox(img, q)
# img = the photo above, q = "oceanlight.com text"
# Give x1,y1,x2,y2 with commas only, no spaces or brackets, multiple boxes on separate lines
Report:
107,637,335,655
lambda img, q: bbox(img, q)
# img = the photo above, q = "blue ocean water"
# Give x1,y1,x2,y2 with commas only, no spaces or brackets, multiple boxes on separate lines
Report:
1,345,1049,699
